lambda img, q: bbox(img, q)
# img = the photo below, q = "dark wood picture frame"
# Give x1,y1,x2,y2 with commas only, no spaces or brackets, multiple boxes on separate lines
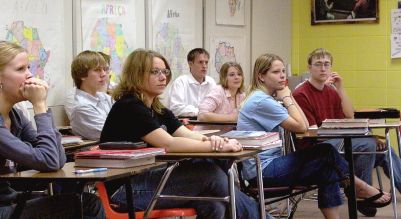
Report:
311,0,379,25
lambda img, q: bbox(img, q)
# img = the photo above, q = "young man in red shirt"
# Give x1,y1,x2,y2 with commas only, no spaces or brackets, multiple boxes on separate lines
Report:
293,48,401,216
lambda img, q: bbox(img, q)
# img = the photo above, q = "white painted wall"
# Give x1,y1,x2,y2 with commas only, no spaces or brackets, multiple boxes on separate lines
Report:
51,0,292,126
251,0,292,74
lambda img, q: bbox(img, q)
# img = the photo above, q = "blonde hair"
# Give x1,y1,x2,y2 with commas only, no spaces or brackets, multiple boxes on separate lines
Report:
219,62,244,93
0,41,26,72
112,49,171,114
307,48,333,65
71,50,107,89
248,53,284,95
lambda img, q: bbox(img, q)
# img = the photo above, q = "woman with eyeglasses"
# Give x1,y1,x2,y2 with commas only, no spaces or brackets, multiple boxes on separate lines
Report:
198,62,245,122
0,41,105,218
100,49,268,219
237,53,391,219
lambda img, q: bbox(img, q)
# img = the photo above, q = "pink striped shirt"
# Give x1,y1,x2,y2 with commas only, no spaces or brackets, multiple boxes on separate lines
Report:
199,85,245,114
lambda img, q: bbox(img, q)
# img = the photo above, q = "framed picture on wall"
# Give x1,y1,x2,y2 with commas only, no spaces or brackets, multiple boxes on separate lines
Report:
311,0,379,25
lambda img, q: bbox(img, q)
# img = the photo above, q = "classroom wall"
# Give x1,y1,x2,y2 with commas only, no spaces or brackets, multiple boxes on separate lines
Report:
292,0,401,110
47,0,292,126
251,0,292,71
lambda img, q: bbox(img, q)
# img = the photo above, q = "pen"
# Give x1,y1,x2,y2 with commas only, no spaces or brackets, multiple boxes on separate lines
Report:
73,168,108,174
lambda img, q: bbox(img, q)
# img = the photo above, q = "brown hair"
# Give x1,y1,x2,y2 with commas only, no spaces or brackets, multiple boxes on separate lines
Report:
112,49,171,114
307,48,333,65
187,48,209,62
71,50,107,88
248,53,284,94
219,62,244,93
98,52,111,65
0,41,26,72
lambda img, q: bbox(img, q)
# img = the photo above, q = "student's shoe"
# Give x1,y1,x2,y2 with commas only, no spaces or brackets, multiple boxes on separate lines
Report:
357,205,377,217
357,189,392,208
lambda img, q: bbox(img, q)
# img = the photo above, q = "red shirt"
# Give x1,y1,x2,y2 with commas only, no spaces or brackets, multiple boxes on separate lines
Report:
293,80,345,127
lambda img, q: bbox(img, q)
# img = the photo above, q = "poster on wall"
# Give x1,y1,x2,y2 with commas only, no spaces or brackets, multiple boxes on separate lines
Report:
0,0,67,106
311,0,378,25
81,0,145,84
215,0,245,26
149,0,202,80
209,36,246,82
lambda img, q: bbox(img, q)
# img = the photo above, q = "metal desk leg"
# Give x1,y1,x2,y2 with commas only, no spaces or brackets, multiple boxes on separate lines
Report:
386,128,398,219
397,127,401,157
254,155,266,219
125,179,135,219
228,164,237,219
344,137,357,219
144,162,179,219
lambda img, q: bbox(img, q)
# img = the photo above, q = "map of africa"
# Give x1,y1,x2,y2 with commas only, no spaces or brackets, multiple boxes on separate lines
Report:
6,21,49,79
154,22,188,79
89,18,131,82
214,41,236,74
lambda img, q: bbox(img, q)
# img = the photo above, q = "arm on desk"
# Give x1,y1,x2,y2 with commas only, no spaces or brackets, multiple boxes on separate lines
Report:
278,89,309,133
0,109,66,171
142,127,242,153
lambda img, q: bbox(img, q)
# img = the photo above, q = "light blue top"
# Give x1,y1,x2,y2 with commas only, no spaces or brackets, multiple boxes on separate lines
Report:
237,90,289,180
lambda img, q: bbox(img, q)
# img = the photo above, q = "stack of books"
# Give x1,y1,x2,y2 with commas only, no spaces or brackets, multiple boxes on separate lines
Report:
74,147,165,168
318,119,370,135
220,130,281,150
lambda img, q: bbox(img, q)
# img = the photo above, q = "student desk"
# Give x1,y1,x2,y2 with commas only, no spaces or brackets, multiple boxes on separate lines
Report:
63,139,99,151
368,121,401,219
189,121,237,136
148,150,266,219
296,130,373,219
0,162,167,219
63,140,99,162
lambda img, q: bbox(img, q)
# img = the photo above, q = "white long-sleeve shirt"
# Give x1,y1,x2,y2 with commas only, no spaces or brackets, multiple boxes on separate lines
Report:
168,74,216,117
66,89,113,140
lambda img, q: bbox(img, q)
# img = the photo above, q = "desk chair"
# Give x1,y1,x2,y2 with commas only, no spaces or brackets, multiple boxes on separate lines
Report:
238,129,317,219
95,182,196,219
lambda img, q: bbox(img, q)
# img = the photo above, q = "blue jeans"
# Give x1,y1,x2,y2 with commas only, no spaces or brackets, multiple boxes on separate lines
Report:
0,193,105,219
324,138,376,185
110,160,270,219
251,143,349,209
375,147,401,193
325,137,401,194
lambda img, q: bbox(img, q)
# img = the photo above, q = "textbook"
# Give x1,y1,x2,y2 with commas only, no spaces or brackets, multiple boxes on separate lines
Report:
61,136,83,145
75,156,156,168
242,140,282,150
74,148,165,168
318,119,370,135
220,131,280,148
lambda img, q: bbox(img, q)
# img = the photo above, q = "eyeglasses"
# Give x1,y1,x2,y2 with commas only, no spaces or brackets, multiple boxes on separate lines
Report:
312,62,332,68
150,68,171,76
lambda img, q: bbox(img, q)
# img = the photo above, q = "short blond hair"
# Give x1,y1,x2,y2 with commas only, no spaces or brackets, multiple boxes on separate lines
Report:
112,49,171,114
307,48,333,65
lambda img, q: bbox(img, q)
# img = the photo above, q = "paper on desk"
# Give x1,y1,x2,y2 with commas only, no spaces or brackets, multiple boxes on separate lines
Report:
193,130,221,135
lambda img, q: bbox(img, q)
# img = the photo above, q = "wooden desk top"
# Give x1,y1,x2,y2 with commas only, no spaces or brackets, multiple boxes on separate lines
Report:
63,140,99,150
296,129,373,139
0,162,166,182
188,120,237,125
192,124,236,136
156,150,259,160
368,121,401,128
